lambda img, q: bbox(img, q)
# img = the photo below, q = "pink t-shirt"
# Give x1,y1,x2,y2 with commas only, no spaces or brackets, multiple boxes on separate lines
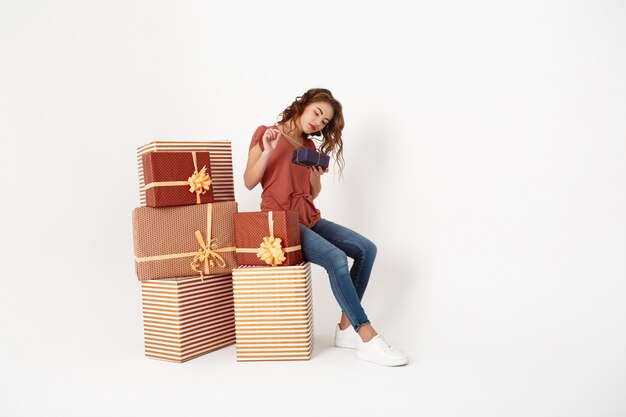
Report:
249,125,321,227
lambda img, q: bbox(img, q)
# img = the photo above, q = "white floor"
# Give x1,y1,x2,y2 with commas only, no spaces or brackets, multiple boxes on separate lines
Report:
2,264,624,417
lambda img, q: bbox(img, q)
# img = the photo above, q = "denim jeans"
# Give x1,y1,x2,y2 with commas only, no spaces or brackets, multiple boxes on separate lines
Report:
299,218,377,332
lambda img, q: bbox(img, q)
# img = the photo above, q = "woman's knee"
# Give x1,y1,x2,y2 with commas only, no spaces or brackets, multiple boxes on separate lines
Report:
359,237,377,262
324,246,350,269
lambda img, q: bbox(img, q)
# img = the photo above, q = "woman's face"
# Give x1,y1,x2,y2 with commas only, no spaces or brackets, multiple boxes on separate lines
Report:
299,101,334,134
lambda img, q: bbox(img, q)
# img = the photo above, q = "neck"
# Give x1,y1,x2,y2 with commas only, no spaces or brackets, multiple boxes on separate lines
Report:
279,120,303,140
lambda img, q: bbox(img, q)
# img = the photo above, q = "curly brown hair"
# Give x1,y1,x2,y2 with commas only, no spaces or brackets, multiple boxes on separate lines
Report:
277,88,345,176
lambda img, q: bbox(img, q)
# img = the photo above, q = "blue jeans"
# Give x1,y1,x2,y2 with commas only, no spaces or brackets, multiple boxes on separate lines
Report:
299,219,376,332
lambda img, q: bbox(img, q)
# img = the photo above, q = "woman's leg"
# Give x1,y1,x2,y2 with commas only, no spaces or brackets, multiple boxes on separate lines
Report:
299,223,371,333
310,219,378,338
310,219,377,302
302,222,408,365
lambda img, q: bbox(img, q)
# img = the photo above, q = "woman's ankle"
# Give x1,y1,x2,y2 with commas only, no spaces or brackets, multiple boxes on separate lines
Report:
357,324,378,342
339,313,351,330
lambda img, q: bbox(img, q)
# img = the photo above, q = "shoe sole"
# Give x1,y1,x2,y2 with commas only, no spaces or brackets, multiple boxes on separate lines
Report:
356,350,409,367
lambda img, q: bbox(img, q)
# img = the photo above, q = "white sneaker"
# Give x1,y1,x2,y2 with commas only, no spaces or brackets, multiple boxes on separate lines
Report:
356,334,409,366
333,323,361,349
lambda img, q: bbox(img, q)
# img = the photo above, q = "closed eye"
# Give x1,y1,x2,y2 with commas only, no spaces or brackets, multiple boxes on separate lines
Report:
315,110,330,125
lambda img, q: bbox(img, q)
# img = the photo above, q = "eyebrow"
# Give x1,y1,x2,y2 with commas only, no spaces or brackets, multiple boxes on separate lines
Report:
316,107,331,122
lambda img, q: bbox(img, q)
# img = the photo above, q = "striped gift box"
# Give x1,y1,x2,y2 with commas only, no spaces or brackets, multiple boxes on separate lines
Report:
137,141,235,206
140,273,235,362
232,263,314,361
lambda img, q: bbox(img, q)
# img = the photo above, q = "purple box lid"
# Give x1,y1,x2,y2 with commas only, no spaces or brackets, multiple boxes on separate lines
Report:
292,148,330,170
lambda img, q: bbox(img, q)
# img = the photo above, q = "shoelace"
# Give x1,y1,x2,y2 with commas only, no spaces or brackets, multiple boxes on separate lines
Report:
374,335,393,353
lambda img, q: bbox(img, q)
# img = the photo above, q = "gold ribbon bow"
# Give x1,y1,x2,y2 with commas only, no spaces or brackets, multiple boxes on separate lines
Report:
255,211,289,266
257,235,287,267
191,230,226,278
188,165,212,197
189,203,235,279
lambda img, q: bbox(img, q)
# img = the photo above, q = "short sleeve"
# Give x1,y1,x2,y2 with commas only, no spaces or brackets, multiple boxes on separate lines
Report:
250,125,267,152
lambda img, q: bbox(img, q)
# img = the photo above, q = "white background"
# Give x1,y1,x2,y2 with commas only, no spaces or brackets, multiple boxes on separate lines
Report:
1,1,625,416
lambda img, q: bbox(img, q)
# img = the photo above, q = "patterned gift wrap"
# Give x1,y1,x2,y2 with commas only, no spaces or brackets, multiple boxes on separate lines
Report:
141,273,235,362
232,263,313,361
234,211,302,267
142,151,214,208
133,201,237,281
291,148,330,170
137,141,234,206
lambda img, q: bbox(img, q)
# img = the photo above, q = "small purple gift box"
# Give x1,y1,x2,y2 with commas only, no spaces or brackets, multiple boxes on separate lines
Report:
292,149,330,170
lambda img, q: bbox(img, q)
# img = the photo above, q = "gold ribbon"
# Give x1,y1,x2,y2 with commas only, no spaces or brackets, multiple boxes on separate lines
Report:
257,235,286,266
142,151,212,204
235,211,302,267
135,203,235,280
190,230,226,277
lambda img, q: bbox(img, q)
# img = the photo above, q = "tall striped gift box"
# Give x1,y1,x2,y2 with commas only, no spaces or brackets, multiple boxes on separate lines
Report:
137,141,235,206
232,263,313,361
140,273,236,362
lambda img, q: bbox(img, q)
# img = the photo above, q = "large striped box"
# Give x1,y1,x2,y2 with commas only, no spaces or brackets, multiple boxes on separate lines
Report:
137,141,235,206
232,263,313,361
140,273,236,362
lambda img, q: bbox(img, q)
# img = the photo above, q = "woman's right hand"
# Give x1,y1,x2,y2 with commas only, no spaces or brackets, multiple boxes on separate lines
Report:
261,128,280,156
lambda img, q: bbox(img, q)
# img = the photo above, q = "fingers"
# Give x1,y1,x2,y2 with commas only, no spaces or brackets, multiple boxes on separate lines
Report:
264,128,280,142
262,129,280,150
308,166,327,175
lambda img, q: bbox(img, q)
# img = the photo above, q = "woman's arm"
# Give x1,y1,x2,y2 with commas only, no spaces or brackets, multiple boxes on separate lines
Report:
244,145,271,190
309,166,327,199
244,128,280,190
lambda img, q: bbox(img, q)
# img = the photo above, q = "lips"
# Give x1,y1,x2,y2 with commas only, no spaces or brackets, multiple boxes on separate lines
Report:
308,123,316,130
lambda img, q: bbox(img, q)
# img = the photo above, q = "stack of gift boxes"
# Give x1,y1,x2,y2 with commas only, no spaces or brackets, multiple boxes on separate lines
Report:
232,211,313,361
131,141,317,362
133,142,237,362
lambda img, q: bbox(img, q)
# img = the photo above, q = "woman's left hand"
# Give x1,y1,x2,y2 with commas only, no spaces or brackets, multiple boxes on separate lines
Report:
309,166,328,177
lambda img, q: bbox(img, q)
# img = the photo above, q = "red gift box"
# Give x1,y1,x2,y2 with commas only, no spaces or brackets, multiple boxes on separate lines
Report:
137,141,235,207
141,151,215,207
234,211,303,267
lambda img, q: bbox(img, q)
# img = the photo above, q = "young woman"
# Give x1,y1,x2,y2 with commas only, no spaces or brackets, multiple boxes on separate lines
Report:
244,88,408,366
